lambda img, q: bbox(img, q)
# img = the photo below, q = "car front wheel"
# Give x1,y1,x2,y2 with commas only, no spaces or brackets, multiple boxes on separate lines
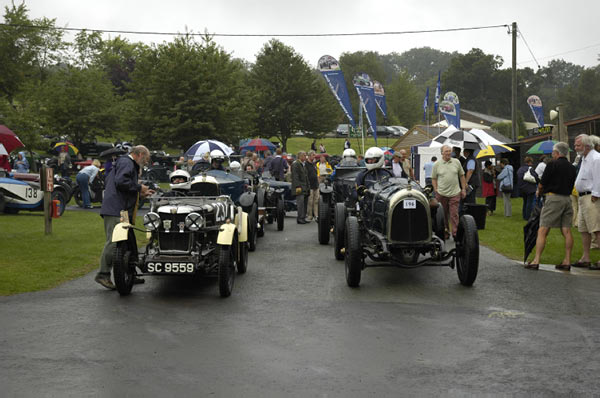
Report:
318,196,331,244
345,216,362,287
113,241,134,296
334,202,346,260
276,197,285,231
218,244,235,297
455,215,479,286
248,203,258,251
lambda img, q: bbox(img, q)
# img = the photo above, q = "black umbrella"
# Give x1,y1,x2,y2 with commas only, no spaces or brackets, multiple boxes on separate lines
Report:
523,199,543,263
432,128,487,151
99,146,127,158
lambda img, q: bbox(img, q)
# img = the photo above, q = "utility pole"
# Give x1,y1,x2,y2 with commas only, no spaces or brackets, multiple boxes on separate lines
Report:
511,21,517,143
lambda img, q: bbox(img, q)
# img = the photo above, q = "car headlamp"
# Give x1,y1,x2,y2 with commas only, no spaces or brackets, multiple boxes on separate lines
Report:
185,212,204,231
143,212,161,231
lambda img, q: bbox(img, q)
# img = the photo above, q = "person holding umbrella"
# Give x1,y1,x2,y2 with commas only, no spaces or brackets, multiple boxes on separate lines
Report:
526,142,577,270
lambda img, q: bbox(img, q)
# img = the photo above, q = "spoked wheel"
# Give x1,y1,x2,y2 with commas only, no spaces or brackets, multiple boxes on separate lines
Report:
455,215,479,286
334,202,346,260
276,197,285,231
237,240,248,274
345,216,362,288
113,241,135,296
218,243,236,297
248,203,258,252
318,196,331,244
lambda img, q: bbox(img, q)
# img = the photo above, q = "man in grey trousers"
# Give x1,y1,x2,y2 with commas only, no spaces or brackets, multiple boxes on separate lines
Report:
291,151,309,224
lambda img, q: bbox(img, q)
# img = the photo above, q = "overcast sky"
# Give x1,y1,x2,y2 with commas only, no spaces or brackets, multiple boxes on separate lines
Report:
14,0,600,70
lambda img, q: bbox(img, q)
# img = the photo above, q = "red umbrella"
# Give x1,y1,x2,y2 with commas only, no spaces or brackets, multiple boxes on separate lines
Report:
0,125,24,153
240,138,276,152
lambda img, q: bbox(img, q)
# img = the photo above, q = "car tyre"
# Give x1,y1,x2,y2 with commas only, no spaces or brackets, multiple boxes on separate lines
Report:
318,196,331,244
345,216,362,287
456,215,479,286
248,203,258,252
73,187,83,208
257,216,265,237
276,197,285,231
0,192,5,213
146,171,158,182
218,244,235,297
334,202,346,260
113,241,134,296
434,203,446,240
237,240,248,274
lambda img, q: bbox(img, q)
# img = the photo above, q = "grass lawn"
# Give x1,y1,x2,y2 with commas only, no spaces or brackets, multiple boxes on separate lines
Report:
0,210,146,296
270,136,400,156
0,194,589,296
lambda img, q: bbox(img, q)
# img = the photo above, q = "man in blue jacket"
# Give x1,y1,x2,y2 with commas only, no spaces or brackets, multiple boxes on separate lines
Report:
95,145,154,290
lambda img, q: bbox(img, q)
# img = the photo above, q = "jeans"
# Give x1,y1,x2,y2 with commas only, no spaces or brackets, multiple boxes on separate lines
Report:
436,192,461,237
522,193,535,220
76,173,91,207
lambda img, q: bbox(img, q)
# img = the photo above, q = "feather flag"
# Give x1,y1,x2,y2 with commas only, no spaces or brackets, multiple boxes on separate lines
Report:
434,71,441,115
423,87,429,122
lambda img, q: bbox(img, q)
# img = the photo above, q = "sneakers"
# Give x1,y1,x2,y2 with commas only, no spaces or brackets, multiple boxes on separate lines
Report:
94,273,116,290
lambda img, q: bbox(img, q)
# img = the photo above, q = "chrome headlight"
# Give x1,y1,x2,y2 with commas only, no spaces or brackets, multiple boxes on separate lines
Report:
143,212,161,231
185,212,204,231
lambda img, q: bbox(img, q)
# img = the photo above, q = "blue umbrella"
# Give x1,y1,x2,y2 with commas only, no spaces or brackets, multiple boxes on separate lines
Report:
526,140,559,155
185,140,233,160
240,138,276,152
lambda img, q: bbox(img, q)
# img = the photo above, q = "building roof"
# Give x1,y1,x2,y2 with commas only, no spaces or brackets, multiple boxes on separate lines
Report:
390,125,436,151
461,109,507,125
564,113,600,126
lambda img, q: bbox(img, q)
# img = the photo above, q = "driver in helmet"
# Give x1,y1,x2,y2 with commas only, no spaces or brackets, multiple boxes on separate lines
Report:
163,169,191,197
338,148,358,167
355,147,392,189
229,160,241,173
209,149,226,171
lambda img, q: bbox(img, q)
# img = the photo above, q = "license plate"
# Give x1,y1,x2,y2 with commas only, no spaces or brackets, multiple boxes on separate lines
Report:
146,262,195,273
403,199,416,209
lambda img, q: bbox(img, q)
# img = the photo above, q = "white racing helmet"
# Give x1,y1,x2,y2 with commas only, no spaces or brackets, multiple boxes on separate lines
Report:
210,149,226,168
342,148,356,159
169,169,191,190
364,147,384,170
230,161,241,171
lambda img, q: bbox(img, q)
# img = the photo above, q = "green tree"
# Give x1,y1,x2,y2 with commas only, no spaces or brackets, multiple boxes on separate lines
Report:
39,67,119,147
126,34,255,150
250,39,338,151
385,71,422,128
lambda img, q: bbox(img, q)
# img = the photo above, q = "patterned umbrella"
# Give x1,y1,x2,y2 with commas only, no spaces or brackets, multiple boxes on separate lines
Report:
240,138,276,152
475,144,515,159
430,127,486,150
0,125,24,153
185,139,233,160
526,140,559,155
52,141,79,156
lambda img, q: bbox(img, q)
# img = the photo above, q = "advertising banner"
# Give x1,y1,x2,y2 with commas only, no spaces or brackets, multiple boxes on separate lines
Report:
441,91,460,129
353,72,378,143
318,55,356,128
373,80,387,119
527,95,544,127
423,87,429,122
434,71,441,115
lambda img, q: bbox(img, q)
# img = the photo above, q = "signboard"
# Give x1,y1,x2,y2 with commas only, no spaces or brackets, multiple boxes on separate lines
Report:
42,167,54,192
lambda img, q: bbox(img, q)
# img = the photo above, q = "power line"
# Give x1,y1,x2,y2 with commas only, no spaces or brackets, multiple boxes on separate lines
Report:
518,42,600,66
0,22,509,38
516,27,541,69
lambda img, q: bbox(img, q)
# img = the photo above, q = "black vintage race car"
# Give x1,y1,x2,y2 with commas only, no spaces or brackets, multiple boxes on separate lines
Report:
340,176,479,288
111,194,249,297
317,166,365,260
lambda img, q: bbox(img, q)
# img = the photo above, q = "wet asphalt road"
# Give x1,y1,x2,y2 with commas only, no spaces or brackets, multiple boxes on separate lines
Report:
2,212,600,397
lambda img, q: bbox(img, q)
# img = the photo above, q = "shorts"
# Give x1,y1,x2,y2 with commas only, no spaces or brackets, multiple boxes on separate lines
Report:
540,194,573,229
577,194,600,233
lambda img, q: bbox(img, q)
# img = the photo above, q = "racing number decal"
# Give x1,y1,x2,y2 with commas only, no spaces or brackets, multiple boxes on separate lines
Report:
25,187,38,199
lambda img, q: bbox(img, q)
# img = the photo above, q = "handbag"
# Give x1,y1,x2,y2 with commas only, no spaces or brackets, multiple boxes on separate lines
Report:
523,167,536,184
501,184,513,193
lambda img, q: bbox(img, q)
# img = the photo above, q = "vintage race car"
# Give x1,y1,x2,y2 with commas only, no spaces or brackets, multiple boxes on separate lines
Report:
0,170,70,215
317,166,365,261
340,176,479,288
111,194,249,297
237,170,286,233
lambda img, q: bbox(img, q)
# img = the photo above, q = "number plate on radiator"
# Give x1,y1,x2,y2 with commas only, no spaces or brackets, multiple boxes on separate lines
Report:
403,199,416,209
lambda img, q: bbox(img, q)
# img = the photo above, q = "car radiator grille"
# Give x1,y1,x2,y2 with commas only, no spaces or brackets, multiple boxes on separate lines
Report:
390,200,428,242
158,213,191,251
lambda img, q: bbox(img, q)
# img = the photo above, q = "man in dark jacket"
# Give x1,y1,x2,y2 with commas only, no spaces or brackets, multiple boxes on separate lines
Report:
269,148,288,181
291,151,309,224
517,156,538,220
305,151,320,222
95,145,154,290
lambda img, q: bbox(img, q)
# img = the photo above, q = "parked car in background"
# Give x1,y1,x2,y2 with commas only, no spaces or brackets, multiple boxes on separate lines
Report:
390,126,408,136
376,126,396,137
78,141,115,157
336,124,350,136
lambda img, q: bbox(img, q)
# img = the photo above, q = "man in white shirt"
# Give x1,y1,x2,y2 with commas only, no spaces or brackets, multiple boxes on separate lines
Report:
572,134,600,270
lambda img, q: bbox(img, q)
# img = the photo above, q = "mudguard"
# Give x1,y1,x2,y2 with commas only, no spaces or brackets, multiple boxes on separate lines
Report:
111,222,131,242
234,210,248,243
239,191,255,208
217,223,237,245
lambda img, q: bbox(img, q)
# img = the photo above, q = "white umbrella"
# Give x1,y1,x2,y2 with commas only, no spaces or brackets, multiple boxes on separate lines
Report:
429,127,486,150
0,142,8,156
185,140,233,161
468,128,506,146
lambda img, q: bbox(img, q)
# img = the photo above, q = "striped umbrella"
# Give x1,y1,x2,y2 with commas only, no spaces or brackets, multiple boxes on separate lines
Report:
475,144,515,159
240,138,276,152
430,127,486,150
52,141,79,156
185,139,233,160
526,140,559,155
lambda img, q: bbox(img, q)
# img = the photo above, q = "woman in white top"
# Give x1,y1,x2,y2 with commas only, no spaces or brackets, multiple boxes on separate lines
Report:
76,159,101,209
